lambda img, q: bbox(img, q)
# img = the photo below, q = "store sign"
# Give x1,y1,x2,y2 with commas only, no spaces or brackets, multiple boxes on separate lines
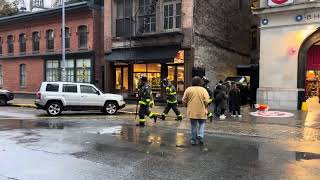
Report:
174,50,184,64
268,0,293,6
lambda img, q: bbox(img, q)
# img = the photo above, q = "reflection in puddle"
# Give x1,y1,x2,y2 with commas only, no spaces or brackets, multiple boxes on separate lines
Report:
296,151,320,161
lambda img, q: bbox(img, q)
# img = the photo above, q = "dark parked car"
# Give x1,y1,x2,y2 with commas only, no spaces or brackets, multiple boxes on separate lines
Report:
0,89,14,106
224,76,250,104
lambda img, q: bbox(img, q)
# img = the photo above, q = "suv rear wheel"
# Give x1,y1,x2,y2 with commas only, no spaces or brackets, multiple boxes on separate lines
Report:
103,101,118,115
0,96,7,106
46,102,62,116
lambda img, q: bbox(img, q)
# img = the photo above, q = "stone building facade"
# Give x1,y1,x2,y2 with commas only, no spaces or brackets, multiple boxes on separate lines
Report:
253,0,320,110
0,1,104,93
193,0,253,84
104,0,253,98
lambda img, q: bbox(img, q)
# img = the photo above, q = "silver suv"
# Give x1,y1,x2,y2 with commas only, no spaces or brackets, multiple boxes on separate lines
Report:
35,82,125,116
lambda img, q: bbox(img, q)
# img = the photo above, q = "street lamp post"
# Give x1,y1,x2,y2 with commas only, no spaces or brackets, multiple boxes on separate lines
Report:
61,0,66,82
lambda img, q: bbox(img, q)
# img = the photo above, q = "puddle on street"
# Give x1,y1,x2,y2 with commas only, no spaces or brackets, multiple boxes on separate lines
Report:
0,119,80,131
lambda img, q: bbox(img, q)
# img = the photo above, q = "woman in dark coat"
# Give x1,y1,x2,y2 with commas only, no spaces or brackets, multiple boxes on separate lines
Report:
215,85,228,120
229,83,242,118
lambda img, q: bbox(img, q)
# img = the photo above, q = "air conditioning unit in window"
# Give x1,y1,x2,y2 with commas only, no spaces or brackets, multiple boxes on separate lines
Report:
268,0,294,7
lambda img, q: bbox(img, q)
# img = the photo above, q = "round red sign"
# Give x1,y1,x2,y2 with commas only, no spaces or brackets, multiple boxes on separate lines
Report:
272,0,288,4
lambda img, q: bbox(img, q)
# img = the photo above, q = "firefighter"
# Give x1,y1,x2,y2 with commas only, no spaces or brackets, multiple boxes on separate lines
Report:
160,78,183,121
203,77,214,122
136,76,157,127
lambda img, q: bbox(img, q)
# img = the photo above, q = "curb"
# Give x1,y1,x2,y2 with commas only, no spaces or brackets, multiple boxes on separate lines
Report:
8,103,37,108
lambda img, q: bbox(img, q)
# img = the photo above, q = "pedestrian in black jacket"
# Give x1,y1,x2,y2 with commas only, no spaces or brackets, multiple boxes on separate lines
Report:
229,83,242,118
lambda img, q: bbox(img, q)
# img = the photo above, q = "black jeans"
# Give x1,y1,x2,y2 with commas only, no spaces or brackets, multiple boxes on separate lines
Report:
162,103,181,116
232,107,241,115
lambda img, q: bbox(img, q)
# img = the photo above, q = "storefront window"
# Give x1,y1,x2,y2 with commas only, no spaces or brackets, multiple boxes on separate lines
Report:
65,59,74,82
133,64,161,91
167,64,184,92
46,60,60,81
168,66,175,82
76,59,91,83
115,66,128,91
116,67,122,90
46,58,91,83
123,67,128,90
177,65,184,91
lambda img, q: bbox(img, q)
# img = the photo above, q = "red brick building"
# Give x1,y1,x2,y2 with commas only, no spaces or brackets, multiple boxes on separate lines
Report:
0,1,104,94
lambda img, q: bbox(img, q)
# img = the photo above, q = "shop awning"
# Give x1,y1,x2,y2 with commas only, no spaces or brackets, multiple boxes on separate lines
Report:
105,45,181,63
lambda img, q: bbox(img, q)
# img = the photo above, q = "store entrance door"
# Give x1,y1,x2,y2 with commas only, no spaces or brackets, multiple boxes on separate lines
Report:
306,44,320,111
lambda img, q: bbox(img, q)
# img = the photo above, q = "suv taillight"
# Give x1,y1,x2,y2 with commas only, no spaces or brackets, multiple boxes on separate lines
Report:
36,92,41,99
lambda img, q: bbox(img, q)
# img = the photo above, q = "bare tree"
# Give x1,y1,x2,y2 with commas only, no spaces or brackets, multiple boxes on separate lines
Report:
0,0,18,17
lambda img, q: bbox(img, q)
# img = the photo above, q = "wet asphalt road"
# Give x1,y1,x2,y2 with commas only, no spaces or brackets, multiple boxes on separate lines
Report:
0,107,320,179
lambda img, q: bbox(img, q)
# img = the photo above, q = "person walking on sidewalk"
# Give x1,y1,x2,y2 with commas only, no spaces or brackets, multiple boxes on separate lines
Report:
136,76,157,127
182,76,210,145
202,77,214,122
160,78,183,121
229,83,242,118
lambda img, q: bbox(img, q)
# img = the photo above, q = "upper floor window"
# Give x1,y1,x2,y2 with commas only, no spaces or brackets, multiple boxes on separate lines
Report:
0,37,2,55
32,32,40,52
163,0,181,30
19,33,26,53
0,65,3,87
78,26,87,48
116,0,132,37
138,0,156,33
20,64,26,87
46,29,54,51
7,35,14,54
61,27,70,49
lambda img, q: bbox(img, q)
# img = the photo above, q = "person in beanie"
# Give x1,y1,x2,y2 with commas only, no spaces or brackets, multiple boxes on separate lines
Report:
136,76,158,127
229,83,242,118
182,76,210,145
202,77,214,122
160,78,183,121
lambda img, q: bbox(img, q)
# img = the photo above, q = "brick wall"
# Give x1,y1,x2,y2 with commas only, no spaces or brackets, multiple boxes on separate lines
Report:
0,8,104,93
0,57,44,92
0,10,94,57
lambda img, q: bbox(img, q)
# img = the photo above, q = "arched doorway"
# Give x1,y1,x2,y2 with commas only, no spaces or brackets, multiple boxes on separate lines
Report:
298,28,320,110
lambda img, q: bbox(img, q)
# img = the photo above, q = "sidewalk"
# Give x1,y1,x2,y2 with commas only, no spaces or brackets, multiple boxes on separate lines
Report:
8,98,318,128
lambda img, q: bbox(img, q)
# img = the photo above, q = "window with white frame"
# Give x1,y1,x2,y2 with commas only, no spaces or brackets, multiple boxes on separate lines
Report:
78,26,88,48
46,60,60,81
76,59,91,83
32,32,40,52
7,35,14,54
138,0,156,33
20,64,26,87
46,29,54,51
65,59,74,82
0,37,2,55
0,65,3,87
19,33,27,53
163,0,181,30
116,0,133,37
